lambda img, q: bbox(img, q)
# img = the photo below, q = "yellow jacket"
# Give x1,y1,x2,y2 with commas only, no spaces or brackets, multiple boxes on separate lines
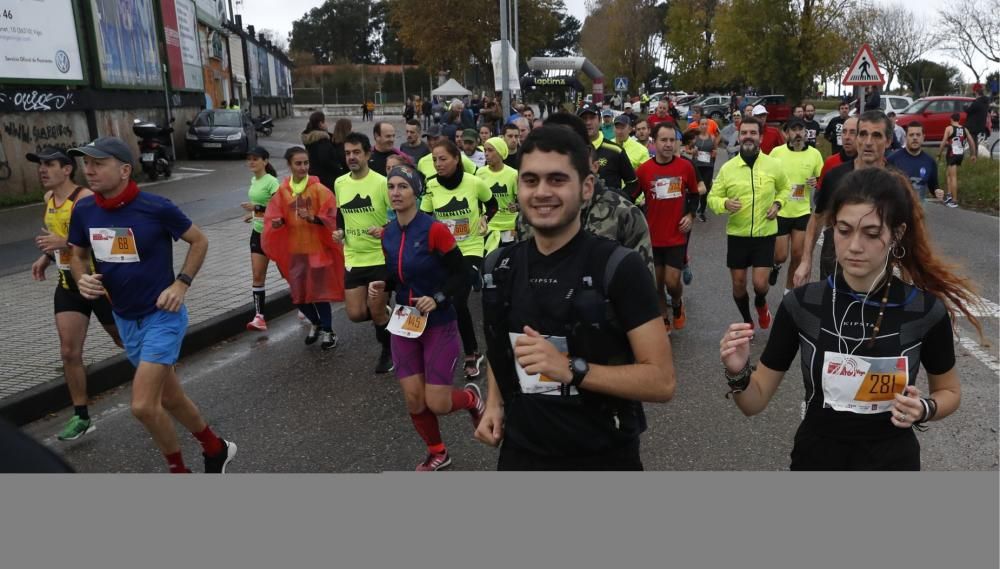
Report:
708,151,790,237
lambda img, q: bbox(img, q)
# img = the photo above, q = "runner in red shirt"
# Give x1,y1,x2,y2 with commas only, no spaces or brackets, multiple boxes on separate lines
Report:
647,100,675,130
635,122,700,334
751,105,786,154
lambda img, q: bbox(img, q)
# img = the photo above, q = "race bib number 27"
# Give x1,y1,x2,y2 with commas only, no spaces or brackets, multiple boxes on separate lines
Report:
89,228,141,263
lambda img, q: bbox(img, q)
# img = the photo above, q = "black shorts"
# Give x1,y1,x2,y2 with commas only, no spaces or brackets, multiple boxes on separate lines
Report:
497,440,643,471
344,264,389,290
53,286,115,326
726,235,776,269
652,245,686,270
776,214,810,236
249,231,264,255
946,154,964,167
790,431,920,471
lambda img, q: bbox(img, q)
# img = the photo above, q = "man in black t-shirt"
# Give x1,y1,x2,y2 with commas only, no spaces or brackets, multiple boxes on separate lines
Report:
803,103,821,149
824,101,851,155
476,125,675,470
368,121,397,175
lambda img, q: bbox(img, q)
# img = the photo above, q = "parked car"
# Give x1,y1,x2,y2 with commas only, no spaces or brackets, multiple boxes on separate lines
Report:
894,96,975,142
677,93,718,117
686,94,733,122
816,95,916,131
185,110,257,159
744,95,791,123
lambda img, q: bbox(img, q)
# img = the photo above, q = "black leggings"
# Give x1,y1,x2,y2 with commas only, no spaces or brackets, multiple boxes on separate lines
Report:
297,303,332,331
455,255,482,356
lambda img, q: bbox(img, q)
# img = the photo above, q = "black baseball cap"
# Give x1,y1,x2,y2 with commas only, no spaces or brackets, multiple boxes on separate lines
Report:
69,136,134,165
423,125,443,138
785,117,806,130
247,146,270,159
577,102,600,117
26,147,72,166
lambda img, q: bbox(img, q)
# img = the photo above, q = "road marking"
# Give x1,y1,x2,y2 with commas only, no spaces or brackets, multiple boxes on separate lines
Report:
137,171,209,189
957,336,1000,373
968,296,1000,318
177,167,215,172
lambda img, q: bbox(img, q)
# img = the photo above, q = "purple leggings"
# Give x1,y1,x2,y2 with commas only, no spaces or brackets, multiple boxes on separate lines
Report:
391,320,461,385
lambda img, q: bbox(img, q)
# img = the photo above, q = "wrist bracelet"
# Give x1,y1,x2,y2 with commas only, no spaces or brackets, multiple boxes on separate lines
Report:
724,362,753,398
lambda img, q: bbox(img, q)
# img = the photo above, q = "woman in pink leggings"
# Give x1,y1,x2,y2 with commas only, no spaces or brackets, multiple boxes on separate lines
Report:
369,165,485,471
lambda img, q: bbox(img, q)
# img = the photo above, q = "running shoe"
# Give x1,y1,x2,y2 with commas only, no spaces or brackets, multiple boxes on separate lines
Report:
465,383,485,429
57,415,95,441
415,449,452,471
305,325,320,345
246,314,267,331
756,304,772,329
204,440,237,473
682,264,693,285
297,310,307,321
769,264,781,286
464,353,485,379
697,212,707,222
374,346,394,374
944,195,959,208
320,330,338,350
672,306,686,330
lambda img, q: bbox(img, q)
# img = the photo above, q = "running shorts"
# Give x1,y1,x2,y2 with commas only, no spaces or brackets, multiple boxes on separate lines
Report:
249,230,264,255
726,235,776,269
344,265,389,290
776,214,810,236
113,306,188,367
947,155,964,167
54,286,116,326
652,245,686,270
391,320,460,385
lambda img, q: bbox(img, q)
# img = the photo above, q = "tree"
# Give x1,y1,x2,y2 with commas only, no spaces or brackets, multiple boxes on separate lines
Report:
256,29,289,54
840,3,936,90
664,0,719,92
289,0,387,64
580,0,665,93
899,59,964,96
539,0,582,57
938,0,1000,65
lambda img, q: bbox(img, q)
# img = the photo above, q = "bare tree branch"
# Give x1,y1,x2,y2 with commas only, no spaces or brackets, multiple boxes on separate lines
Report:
938,0,1000,63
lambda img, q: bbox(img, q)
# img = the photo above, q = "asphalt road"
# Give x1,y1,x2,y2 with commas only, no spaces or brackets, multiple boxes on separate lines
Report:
15,114,1000,471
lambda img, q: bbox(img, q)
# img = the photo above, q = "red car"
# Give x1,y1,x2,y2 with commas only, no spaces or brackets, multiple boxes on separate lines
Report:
894,96,975,142
745,95,791,123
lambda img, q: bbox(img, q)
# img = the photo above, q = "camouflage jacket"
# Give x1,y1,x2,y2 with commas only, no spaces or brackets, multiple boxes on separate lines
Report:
517,179,655,279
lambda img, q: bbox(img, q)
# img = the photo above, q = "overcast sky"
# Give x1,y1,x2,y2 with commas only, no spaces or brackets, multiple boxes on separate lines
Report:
236,0,986,82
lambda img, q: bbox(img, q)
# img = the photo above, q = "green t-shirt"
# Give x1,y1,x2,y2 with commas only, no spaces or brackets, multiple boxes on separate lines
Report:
769,145,824,219
420,173,493,258
333,170,390,268
476,165,519,232
248,174,280,233
417,152,477,179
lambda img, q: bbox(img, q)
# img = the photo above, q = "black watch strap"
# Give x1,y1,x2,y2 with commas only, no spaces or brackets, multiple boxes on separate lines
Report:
176,273,193,286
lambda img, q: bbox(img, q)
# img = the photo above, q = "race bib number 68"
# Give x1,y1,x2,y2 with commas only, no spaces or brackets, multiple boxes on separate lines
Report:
89,228,141,263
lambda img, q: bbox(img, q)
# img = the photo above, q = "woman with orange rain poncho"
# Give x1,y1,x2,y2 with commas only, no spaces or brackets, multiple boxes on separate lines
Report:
262,146,345,349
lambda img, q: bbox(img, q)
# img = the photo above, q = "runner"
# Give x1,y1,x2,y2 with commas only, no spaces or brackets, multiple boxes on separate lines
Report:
475,125,675,470
937,113,977,208
685,106,720,140
67,136,235,473
578,103,639,198
707,117,790,329
612,114,651,171
646,100,673,130
751,105,786,154
768,118,823,294
461,128,486,167
600,109,616,140
420,139,499,379
264,146,346,350
477,137,519,252
797,111,888,286
240,146,280,331
478,124,493,146
416,125,476,179
502,122,522,168
803,104,821,148
824,101,851,155
399,119,430,163
821,116,858,180
370,165,485,471
333,133,394,373
887,121,941,205
369,122,397,176
721,111,743,159
633,118,654,157
692,118,718,221
28,148,122,441
635,123,700,334
720,167,982,470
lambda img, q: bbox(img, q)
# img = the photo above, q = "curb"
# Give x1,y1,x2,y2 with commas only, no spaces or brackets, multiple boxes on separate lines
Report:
0,290,294,427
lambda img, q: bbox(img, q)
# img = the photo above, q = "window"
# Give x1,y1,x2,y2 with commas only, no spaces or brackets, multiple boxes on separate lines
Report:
925,100,952,113
193,111,243,127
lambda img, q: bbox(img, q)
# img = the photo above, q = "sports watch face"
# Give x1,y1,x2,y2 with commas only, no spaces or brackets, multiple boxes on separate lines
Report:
571,357,589,375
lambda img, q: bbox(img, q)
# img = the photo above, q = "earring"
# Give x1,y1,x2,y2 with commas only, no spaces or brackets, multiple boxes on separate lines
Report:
891,242,906,259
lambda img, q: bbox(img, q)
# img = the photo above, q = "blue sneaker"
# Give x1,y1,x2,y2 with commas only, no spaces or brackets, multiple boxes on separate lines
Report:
682,264,693,285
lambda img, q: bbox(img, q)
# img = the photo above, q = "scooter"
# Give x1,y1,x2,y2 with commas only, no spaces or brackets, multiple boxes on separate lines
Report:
253,114,273,137
132,117,174,181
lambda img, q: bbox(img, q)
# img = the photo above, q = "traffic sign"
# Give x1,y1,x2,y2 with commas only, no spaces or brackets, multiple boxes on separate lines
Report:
614,76,629,92
842,44,885,86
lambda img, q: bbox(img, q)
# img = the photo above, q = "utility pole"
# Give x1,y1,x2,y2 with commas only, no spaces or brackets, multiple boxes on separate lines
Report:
500,0,511,123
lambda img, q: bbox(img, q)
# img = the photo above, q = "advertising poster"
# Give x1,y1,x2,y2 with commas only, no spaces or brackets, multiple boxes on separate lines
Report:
88,0,162,88
267,52,277,97
275,59,288,98
160,0,203,90
0,0,85,83
254,43,269,96
247,38,259,94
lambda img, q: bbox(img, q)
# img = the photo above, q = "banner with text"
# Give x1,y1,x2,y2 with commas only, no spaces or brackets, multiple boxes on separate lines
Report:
160,0,203,91
88,0,162,88
0,0,85,83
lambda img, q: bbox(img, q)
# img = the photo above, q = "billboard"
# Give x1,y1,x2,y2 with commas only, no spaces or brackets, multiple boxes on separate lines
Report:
194,0,226,27
88,0,162,88
253,43,269,96
160,0,203,90
267,53,277,97
275,59,288,98
0,0,85,83
247,38,259,94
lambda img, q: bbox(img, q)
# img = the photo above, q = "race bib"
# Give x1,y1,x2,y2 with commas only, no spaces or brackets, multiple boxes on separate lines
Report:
499,230,515,243
790,184,806,200
89,228,140,263
821,352,908,414
508,333,577,396
253,205,266,219
444,217,471,241
950,137,963,155
696,150,711,164
56,248,72,271
387,305,427,338
653,177,683,200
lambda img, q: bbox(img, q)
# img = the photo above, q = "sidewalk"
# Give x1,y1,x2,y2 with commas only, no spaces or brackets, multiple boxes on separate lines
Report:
0,215,291,422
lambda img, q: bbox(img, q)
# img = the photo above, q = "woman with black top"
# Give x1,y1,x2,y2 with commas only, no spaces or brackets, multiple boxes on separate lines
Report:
301,111,344,189
719,168,983,470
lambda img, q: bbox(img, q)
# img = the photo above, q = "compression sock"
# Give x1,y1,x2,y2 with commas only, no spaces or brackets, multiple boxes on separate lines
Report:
409,409,443,449
450,389,476,413
734,294,753,324
74,405,90,420
374,321,390,348
193,425,224,457
252,286,265,315
672,299,683,318
165,451,189,473
754,293,768,308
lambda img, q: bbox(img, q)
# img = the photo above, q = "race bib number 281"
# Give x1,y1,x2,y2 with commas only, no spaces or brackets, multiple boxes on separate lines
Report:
89,228,141,263
821,352,908,414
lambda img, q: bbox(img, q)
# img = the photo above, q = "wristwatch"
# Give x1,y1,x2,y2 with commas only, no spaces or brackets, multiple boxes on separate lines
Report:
176,273,193,287
569,357,589,388
432,292,447,306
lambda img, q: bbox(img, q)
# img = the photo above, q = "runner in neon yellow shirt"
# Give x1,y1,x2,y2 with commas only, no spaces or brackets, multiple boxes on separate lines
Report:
476,137,518,253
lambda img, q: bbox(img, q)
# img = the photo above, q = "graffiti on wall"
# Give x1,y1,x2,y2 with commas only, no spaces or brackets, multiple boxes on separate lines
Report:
0,90,78,113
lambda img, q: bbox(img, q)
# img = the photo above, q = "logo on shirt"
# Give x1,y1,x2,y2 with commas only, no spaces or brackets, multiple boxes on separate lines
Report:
436,196,471,216
341,194,376,214
490,182,507,198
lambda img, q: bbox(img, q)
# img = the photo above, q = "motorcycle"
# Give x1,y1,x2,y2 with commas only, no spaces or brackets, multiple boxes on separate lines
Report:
132,117,174,181
253,114,273,137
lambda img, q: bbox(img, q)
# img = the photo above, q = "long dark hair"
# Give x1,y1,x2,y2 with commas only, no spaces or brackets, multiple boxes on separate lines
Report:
830,168,983,340
248,147,278,177
331,118,352,144
284,146,309,164
305,111,325,133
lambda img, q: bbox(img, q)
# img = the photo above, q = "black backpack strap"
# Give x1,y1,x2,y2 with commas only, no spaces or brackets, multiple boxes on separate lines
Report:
601,244,632,293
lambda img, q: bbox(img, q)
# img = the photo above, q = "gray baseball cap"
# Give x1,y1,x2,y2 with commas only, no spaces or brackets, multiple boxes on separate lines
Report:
69,136,134,165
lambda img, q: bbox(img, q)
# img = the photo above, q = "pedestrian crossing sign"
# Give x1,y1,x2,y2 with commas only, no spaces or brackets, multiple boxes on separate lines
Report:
614,76,629,92
842,44,885,86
